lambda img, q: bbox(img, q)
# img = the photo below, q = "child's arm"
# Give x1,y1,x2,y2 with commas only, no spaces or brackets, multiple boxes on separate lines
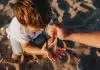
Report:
21,43,48,56
21,43,55,62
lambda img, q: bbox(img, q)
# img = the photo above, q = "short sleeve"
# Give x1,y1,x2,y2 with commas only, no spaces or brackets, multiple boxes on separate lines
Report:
7,17,29,44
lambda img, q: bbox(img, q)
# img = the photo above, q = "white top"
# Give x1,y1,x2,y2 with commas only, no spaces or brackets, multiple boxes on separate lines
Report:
7,17,42,44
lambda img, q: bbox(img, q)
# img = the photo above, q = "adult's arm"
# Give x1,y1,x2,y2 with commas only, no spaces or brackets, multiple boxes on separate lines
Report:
46,24,100,48
65,32,100,48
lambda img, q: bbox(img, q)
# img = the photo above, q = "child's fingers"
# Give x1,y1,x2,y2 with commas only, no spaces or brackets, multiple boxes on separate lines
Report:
47,52,55,63
56,48,66,51
58,16,63,23
56,48,67,56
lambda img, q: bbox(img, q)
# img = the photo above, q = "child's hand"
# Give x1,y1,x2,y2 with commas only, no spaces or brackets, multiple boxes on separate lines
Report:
46,24,64,39
43,49,55,63
46,24,70,40
46,25,57,38
56,26,66,40
41,43,55,63
54,48,67,59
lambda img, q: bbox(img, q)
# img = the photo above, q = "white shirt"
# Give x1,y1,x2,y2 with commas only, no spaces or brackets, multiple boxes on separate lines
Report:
7,17,42,44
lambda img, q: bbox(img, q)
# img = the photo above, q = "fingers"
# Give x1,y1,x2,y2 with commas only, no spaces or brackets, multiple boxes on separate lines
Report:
48,37,58,48
55,48,67,59
47,52,55,63
56,48,66,51
58,16,63,23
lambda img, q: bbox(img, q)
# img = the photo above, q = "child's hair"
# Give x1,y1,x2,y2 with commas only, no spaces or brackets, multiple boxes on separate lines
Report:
10,0,51,27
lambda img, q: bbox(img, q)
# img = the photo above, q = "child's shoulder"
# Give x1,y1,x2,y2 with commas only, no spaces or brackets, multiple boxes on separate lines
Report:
10,17,20,25
9,17,23,29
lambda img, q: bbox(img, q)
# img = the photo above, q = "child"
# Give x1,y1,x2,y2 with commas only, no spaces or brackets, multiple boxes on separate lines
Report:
6,0,53,61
